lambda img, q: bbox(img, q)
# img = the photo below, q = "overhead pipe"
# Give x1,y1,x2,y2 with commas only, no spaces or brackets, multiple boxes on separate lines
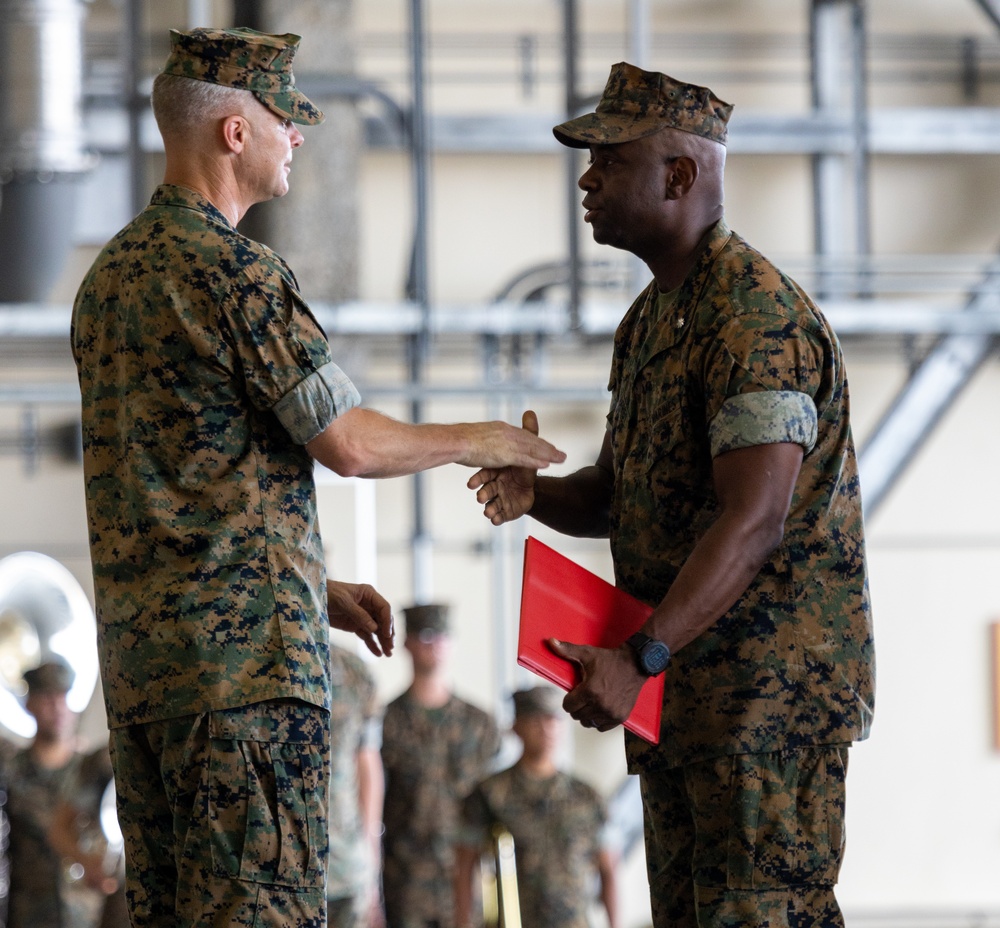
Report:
0,0,95,302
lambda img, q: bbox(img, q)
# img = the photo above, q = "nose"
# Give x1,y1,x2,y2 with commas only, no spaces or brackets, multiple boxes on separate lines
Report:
290,124,305,148
578,163,597,191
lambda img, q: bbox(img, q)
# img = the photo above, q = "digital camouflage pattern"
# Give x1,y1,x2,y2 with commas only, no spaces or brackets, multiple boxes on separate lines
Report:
639,745,848,927
111,699,329,927
162,27,323,125
553,62,733,149
458,765,610,928
71,183,362,728
608,218,875,772
4,748,92,928
327,645,381,901
381,693,501,928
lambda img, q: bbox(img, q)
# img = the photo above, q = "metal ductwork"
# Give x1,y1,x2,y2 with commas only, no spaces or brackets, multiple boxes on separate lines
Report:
0,0,95,302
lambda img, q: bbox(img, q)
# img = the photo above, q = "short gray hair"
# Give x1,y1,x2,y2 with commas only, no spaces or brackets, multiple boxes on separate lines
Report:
151,73,253,136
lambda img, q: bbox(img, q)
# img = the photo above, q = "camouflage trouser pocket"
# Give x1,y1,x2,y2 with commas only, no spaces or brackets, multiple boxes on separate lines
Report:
722,745,847,890
206,700,329,889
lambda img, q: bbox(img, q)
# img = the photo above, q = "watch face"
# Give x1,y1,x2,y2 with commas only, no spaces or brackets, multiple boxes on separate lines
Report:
641,641,670,675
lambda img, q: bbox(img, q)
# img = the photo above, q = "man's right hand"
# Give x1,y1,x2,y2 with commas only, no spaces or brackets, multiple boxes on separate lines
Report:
467,410,541,525
457,409,565,471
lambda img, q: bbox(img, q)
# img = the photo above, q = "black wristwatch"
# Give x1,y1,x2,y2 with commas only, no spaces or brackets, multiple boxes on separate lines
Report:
625,632,671,676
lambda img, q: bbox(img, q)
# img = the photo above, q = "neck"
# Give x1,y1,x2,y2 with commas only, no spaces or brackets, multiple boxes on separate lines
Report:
409,673,451,708
31,736,76,770
518,753,557,779
162,151,247,226
645,208,723,292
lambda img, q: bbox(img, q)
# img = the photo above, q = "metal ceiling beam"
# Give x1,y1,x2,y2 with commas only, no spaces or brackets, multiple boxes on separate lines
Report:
89,104,1000,157
973,0,1000,32
857,261,1000,517
7,300,1000,339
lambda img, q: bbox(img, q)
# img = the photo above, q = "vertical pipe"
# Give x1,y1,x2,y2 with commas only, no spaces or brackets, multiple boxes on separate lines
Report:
850,0,871,261
408,0,433,601
627,0,651,68
562,0,581,330
484,336,508,713
186,0,211,26
626,0,651,293
125,0,145,218
0,0,93,302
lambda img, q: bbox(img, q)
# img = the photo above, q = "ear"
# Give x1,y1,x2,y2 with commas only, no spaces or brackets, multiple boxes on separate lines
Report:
221,114,248,154
665,156,698,200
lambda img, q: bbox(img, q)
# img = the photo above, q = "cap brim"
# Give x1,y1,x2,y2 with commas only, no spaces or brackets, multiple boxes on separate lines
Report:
553,112,668,149
257,90,324,126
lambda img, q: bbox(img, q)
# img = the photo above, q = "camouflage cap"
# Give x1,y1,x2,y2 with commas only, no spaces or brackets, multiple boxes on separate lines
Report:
512,686,563,719
403,603,450,637
23,658,74,695
161,27,324,126
554,61,732,148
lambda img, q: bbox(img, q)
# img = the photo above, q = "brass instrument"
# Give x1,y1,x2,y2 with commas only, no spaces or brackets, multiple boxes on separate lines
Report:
481,823,521,928
0,552,98,739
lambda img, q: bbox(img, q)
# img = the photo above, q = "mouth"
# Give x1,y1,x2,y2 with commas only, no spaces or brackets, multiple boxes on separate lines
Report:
582,201,599,223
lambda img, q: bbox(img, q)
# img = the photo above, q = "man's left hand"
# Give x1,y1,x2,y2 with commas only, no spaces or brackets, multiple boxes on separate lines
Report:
548,638,646,731
327,580,395,657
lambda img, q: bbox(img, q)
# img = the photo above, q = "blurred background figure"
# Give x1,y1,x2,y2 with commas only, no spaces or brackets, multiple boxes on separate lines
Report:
48,744,128,928
381,604,501,928
4,659,105,928
0,735,15,927
327,644,385,928
455,686,619,928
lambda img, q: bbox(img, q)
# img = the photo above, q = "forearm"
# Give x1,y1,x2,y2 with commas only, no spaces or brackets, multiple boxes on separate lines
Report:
645,504,784,654
308,407,564,478
529,466,612,537
308,408,472,478
357,749,385,849
598,852,619,928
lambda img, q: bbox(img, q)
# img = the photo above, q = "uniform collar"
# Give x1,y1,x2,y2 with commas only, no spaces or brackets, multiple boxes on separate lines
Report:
150,184,235,230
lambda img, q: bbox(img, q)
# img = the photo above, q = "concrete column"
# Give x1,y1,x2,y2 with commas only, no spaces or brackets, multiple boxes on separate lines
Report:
240,0,359,303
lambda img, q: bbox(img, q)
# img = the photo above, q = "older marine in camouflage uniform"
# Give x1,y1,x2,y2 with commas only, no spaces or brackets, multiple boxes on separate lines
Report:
381,605,501,928
72,28,352,928
455,688,617,928
470,62,875,928
72,20,566,928
327,645,383,928
72,22,567,928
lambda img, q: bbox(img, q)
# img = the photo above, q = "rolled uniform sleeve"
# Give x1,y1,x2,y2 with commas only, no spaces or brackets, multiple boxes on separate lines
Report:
704,312,825,459
273,361,361,445
709,390,817,457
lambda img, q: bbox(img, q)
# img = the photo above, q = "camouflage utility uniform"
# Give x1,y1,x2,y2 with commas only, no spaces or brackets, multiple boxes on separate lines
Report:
610,219,875,925
458,765,610,928
381,694,500,928
71,181,360,926
4,748,107,928
327,646,382,927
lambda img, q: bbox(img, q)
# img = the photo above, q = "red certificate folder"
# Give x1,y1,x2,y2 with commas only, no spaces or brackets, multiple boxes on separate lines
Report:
517,536,664,744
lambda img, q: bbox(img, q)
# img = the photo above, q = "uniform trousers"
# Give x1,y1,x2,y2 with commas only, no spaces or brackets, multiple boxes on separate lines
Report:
639,744,849,928
109,698,329,928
